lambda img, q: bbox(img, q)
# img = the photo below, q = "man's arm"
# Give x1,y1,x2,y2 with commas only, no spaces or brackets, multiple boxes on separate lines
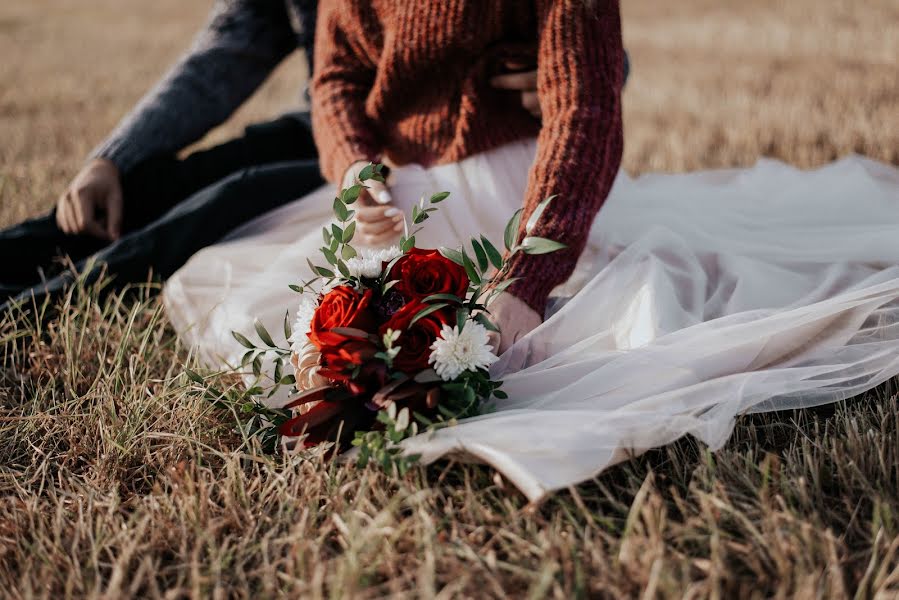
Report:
90,0,297,175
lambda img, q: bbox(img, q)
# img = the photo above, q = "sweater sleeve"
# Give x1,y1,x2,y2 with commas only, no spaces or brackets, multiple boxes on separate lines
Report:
89,0,296,174
502,0,624,315
310,2,382,184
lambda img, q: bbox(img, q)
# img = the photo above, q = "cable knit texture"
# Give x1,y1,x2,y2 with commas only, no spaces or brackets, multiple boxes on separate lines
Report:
312,0,624,314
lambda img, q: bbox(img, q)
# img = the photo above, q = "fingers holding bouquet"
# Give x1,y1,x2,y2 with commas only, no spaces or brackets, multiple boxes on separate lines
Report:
342,160,403,247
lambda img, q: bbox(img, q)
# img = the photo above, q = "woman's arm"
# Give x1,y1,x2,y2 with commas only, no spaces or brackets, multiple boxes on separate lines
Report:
502,0,625,315
311,2,382,184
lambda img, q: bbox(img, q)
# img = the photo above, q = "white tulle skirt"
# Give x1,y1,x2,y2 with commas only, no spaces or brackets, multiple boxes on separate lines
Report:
165,139,899,502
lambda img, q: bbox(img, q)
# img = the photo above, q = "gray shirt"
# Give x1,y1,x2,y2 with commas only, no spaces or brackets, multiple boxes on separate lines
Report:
90,0,317,173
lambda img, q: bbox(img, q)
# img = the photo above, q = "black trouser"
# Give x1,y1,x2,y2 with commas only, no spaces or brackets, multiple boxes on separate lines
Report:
0,112,324,311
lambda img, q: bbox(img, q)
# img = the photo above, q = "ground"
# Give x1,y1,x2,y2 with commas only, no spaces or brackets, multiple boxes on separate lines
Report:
1,1,898,597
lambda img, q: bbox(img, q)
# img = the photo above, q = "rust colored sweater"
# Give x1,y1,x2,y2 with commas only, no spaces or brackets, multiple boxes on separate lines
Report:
312,0,624,314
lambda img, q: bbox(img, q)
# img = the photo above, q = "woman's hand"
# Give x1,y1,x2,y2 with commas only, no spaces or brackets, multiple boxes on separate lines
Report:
486,292,543,355
342,160,404,247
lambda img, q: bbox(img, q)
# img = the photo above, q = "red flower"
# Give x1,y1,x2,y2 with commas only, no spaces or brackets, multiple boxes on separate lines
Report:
318,339,378,380
380,300,453,374
389,248,469,302
308,286,377,350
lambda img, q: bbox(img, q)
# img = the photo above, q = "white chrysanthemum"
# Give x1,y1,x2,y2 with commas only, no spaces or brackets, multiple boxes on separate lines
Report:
428,322,499,381
345,246,403,279
288,296,318,354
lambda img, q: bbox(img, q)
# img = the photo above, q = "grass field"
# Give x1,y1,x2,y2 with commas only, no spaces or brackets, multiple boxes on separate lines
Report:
2,1,899,597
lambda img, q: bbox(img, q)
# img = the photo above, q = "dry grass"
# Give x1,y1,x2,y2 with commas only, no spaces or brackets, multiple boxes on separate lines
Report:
1,0,898,597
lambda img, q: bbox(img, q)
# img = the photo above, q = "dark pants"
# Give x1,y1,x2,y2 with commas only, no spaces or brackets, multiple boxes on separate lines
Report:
0,113,324,312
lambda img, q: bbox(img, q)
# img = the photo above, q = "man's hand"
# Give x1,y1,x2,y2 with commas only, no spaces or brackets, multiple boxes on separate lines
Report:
490,60,540,119
56,158,124,241
342,160,403,247
486,292,543,355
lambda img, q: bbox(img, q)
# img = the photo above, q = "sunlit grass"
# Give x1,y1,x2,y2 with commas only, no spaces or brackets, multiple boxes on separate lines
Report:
2,0,898,596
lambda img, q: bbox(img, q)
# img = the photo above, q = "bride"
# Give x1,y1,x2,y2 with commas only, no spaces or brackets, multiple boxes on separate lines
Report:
165,1,899,501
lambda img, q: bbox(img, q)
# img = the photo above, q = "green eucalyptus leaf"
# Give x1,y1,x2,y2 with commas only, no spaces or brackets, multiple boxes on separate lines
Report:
422,293,464,304
471,238,488,271
521,236,567,255
401,235,416,252
489,277,520,296
337,259,351,278
341,184,364,204
410,303,449,326
254,319,276,347
342,221,356,243
475,312,499,332
333,198,349,221
480,236,503,269
456,307,470,330
321,247,338,265
341,244,357,260
504,208,523,251
273,358,284,383
429,191,450,204
288,284,304,293
232,331,256,349
283,310,292,340
315,266,335,278
358,164,374,181
322,227,332,245
460,249,481,284
438,247,465,266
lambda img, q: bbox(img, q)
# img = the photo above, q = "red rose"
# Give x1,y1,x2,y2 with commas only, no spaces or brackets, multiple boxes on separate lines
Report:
308,286,377,350
389,248,469,302
380,300,453,374
318,339,378,380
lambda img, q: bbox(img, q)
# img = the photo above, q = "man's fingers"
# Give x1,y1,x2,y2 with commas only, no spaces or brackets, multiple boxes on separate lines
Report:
57,194,74,234
106,188,123,240
74,192,111,240
490,70,538,91
521,91,541,118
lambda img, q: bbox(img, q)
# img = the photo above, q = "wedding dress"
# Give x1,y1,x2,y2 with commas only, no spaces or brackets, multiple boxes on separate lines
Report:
165,139,899,502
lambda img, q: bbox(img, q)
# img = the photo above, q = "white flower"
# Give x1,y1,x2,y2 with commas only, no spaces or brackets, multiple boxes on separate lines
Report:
428,322,499,381
345,246,403,279
288,296,318,354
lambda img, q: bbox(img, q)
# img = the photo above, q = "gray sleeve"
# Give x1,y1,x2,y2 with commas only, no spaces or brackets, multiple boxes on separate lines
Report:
90,0,297,173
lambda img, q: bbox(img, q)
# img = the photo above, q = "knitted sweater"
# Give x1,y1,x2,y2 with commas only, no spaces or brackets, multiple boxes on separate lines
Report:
91,0,316,173
311,0,624,314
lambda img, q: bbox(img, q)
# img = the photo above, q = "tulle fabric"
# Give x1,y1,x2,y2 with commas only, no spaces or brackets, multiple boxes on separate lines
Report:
165,140,899,502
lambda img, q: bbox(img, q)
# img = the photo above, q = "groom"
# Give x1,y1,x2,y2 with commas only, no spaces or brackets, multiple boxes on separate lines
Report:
0,0,625,312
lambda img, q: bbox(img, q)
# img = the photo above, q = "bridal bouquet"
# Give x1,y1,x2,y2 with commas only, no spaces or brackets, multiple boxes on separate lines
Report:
229,164,563,471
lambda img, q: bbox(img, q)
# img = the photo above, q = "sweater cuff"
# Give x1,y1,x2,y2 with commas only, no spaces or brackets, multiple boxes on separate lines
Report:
88,137,144,175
